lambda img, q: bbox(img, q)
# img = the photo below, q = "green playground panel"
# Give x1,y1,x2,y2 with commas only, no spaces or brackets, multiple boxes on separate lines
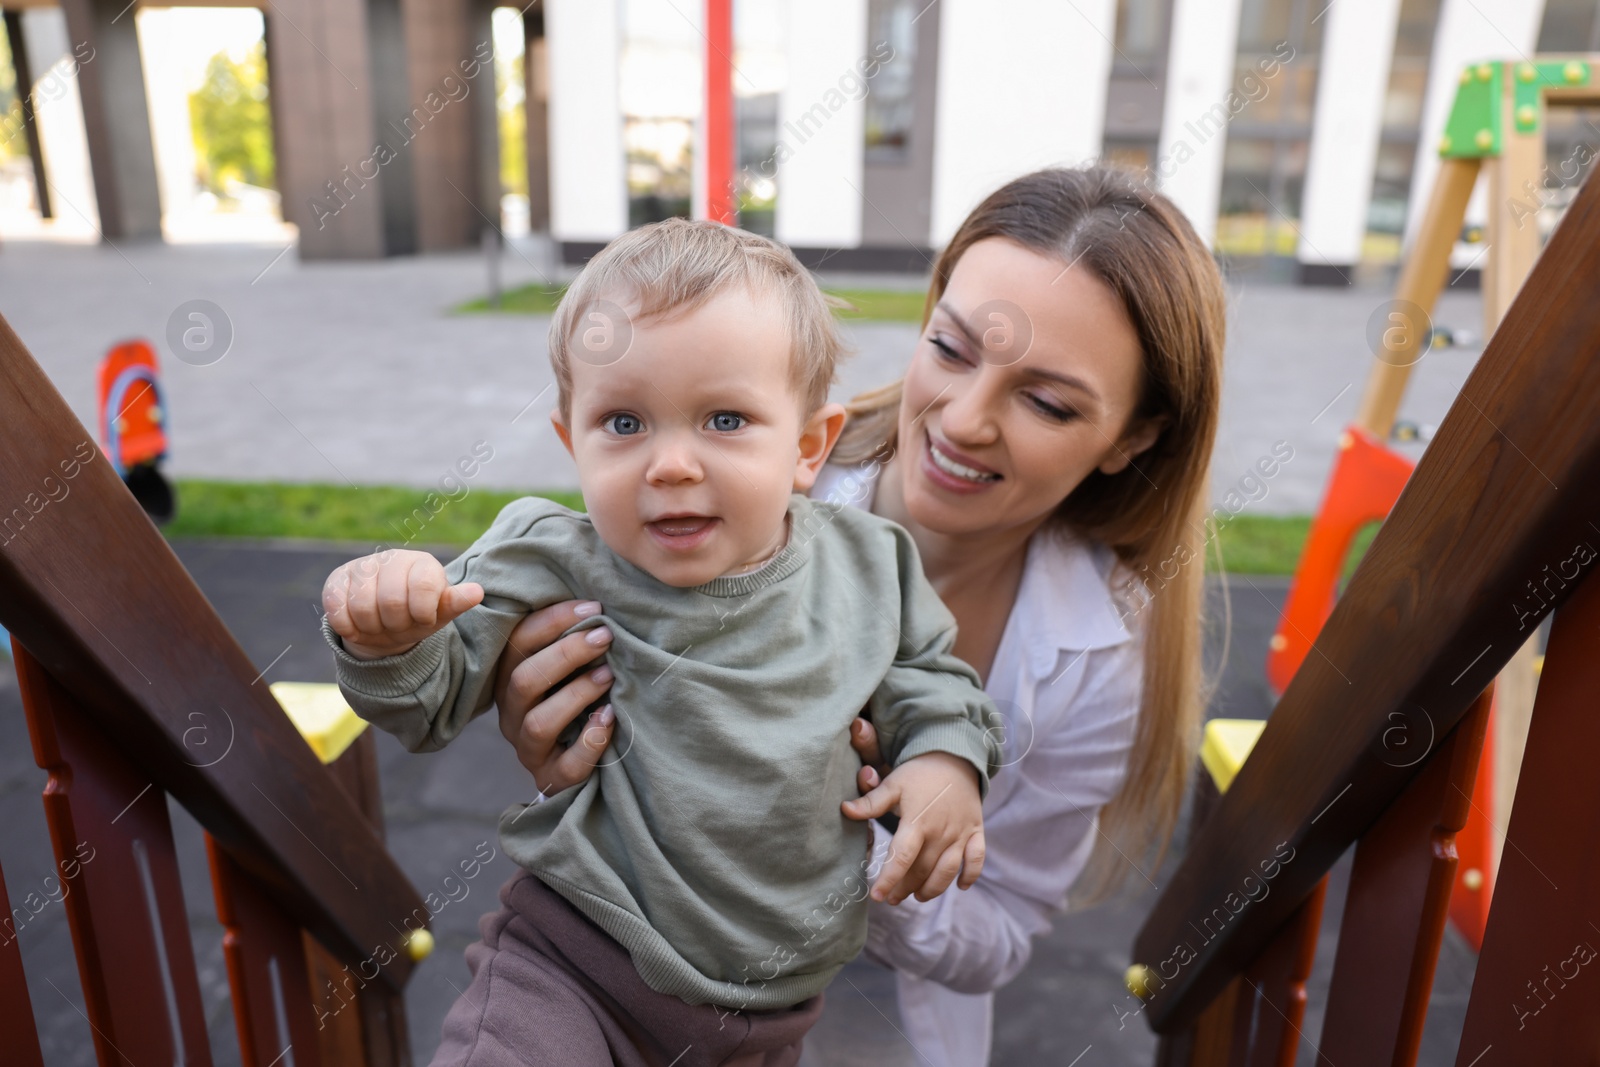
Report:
1439,58,1592,159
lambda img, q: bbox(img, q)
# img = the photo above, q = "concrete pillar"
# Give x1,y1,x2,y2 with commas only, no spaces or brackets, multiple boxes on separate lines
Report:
773,0,867,253
1153,0,1245,249
399,0,500,250
524,3,550,233
1296,0,1404,283
1402,0,1545,259
3,10,52,218
545,0,625,259
267,0,422,258
929,0,1116,247
58,0,162,240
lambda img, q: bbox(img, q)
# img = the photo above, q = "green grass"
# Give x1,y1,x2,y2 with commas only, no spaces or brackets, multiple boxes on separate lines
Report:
1212,516,1380,579
161,480,1382,576
454,285,928,323
455,283,568,315
824,288,927,323
164,480,583,547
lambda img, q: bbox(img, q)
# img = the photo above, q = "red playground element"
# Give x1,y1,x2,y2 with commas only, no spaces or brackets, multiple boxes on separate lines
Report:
1265,425,1414,693
96,340,169,477
1266,423,1494,950
703,0,735,225
1451,702,1496,950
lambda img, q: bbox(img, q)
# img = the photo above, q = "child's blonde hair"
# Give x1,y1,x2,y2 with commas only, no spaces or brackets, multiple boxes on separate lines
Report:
549,218,845,417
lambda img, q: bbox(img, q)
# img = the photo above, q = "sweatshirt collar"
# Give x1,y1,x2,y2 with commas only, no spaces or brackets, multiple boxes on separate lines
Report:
690,496,815,598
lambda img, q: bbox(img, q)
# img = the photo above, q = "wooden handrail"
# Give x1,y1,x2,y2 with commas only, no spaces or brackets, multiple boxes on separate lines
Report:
1131,159,1600,1031
0,314,425,990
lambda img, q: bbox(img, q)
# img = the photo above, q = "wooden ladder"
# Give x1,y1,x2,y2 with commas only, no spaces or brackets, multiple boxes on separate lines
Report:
0,316,428,1065
1126,112,1600,1064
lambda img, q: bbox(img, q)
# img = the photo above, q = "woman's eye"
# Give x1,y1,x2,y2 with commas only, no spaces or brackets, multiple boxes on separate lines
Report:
929,335,970,365
606,413,644,435
706,412,746,432
1027,393,1077,423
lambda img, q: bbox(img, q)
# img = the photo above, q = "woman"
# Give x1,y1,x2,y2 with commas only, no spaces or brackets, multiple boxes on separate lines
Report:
490,164,1225,1064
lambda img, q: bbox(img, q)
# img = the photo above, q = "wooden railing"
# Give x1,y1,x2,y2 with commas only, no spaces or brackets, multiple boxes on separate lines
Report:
0,315,427,1065
1129,139,1600,1062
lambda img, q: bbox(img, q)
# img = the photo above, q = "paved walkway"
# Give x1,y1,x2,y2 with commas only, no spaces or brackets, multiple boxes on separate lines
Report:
0,238,1489,515
0,540,1477,1065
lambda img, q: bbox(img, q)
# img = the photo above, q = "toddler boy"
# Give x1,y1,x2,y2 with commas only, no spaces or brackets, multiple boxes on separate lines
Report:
322,219,1000,1064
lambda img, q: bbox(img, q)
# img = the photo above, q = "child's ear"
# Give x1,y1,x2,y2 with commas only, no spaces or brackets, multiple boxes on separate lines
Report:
550,409,575,458
794,402,847,492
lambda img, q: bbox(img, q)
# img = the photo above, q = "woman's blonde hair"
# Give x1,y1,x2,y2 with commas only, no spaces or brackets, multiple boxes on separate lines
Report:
833,164,1226,903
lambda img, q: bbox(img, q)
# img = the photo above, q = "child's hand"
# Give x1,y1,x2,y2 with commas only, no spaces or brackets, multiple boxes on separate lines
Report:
323,550,484,661
841,751,985,905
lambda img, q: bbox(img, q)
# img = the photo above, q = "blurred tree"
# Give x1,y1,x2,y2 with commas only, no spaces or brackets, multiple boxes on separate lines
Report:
189,42,274,194
496,34,527,197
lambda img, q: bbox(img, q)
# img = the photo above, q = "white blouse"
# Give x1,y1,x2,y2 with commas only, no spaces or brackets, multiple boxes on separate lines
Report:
808,463,1146,1067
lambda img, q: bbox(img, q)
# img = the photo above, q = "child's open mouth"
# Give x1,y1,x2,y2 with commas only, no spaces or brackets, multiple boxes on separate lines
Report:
646,515,721,551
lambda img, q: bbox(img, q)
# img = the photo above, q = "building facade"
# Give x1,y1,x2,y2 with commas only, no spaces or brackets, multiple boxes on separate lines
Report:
2,0,1598,275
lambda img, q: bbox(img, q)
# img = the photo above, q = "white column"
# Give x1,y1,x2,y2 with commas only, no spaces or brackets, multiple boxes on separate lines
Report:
1153,0,1245,248
1297,0,1403,271
21,7,99,235
545,0,626,243
773,0,866,249
1402,0,1545,256
135,9,200,234
928,0,1115,247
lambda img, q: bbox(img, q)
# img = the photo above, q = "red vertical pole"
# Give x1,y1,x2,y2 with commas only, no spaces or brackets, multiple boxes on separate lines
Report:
704,0,736,225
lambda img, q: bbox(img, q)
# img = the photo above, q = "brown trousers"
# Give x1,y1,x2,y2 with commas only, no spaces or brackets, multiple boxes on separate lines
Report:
430,870,825,1067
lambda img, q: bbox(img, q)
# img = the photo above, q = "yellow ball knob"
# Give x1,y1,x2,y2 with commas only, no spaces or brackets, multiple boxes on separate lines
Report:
1565,61,1586,83
1459,68,1472,85
1438,135,1452,153
1270,634,1289,652
1462,867,1484,891
406,928,435,962
1475,129,1493,150
1475,63,1493,81
1126,963,1154,999
1517,63,1535,82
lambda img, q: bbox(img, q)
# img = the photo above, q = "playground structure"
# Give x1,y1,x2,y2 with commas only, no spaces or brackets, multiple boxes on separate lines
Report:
1129,62,1600,1067
1218,54,1600,956
1,318,429,1062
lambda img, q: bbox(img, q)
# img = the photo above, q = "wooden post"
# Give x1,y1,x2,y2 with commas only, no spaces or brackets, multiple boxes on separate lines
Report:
0,853,46,1067
1317,688,1492,1065
1454,569,1600,1061
1351,155,1479,439
14,640,215,1066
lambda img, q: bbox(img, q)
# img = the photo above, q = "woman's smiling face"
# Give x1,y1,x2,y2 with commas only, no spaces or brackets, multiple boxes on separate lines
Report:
894,237,1160,539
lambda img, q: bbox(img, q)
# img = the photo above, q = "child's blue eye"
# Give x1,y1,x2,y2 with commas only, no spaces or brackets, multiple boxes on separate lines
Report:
606,414,644,435
706,412,746,432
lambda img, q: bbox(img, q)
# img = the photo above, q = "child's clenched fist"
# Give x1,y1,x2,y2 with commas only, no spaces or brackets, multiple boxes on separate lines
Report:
323,550,484,661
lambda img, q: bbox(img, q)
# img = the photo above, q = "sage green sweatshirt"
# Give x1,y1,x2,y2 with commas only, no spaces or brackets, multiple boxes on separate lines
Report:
324,494,1001,1009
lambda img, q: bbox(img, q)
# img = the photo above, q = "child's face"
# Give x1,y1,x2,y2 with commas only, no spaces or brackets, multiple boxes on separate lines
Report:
552,285,844,588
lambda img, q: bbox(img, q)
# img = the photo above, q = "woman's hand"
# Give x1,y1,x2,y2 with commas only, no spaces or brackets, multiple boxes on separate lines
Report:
494,600,616,798
850,717,892,795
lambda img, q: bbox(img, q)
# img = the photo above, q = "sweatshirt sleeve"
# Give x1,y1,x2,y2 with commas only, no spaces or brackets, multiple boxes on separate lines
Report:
321,496,585,753
866,523,1004,796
